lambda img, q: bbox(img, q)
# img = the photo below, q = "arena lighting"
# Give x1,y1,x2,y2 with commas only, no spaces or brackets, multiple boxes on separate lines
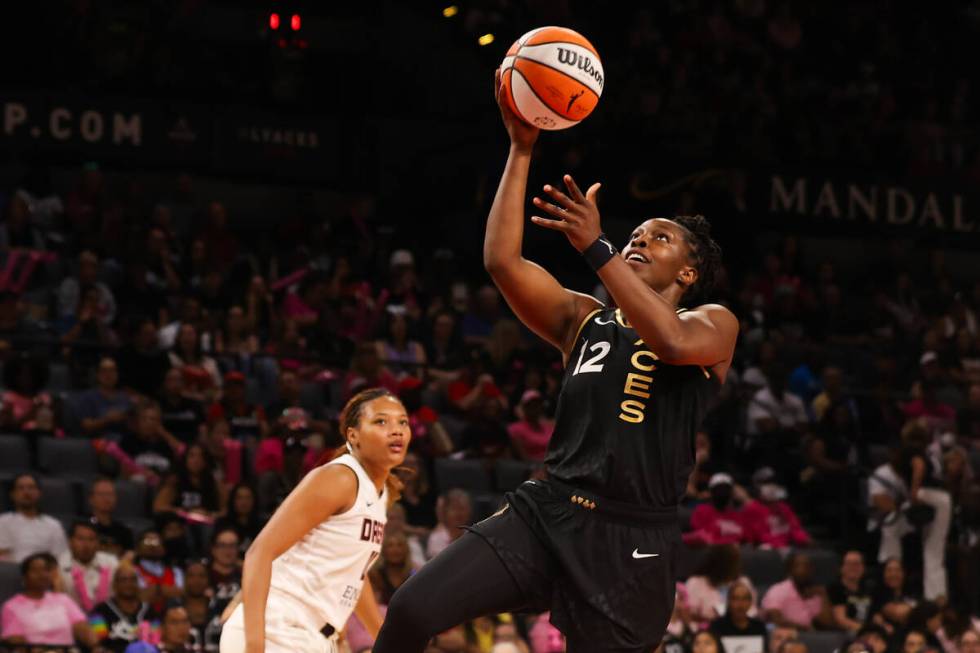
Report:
478,33,495,46
291,14,301,30
443,5,459,17
269,12,280,29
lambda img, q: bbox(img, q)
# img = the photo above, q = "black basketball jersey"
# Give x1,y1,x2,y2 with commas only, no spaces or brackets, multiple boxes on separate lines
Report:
545,306,720,508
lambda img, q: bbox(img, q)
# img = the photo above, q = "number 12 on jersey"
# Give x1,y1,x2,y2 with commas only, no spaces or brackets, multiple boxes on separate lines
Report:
572,339,610,375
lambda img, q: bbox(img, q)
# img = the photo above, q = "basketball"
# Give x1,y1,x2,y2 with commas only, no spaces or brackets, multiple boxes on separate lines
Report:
499,26,604,130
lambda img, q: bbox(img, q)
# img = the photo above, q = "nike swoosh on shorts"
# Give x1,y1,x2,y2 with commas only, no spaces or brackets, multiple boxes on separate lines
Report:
632,548,660,559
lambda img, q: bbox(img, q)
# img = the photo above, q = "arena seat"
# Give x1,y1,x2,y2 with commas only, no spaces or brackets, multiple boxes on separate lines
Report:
38,476,80,516
807,548,840,586
494,459,534,492
471,492,506,521
740,548,785,586
108,479,149,520
47,362,71,393
37,436,99,481
0,562,20,605
797,630,848,653
0,435,31,474
677,545,709,581
434,458,492,494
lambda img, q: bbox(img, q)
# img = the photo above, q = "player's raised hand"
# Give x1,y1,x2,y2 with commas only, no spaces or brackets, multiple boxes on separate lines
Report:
531,174,603,252
494,68,539,153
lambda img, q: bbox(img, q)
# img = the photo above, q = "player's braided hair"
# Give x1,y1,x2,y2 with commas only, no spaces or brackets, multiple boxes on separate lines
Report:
671,214,722,304
323,387,405,503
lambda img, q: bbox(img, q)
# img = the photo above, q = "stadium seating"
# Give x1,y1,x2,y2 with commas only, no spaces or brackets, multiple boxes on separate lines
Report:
740,548,785,586
434,458,492,494
0,435,31,475
0,562,20,605
37,437,99,481
494,459,534,492
110,479,149,520
38,477,79,516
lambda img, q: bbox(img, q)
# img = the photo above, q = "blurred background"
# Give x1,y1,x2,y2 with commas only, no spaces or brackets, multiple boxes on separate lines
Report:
0,1,979,652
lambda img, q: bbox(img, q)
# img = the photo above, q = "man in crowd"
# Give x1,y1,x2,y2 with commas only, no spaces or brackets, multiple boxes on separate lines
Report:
124,603,192,653
59,520,119,612
761,552,834,630
78,356,132,437
90,563,160,653
88,478,135,556
0,473,68,562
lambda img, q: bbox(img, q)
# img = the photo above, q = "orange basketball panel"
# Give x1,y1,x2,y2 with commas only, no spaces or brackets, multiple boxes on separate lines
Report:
506,38,521,56
499,66,531,125
523,26,598,56
512,58,599,121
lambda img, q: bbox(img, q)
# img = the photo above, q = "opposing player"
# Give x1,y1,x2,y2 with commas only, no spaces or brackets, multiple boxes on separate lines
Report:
373,71,738,652
219,388,409,653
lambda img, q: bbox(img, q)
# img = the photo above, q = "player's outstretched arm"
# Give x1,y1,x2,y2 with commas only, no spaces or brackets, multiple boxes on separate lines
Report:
531,175,737,374
485,70,601,358
241,465,358,653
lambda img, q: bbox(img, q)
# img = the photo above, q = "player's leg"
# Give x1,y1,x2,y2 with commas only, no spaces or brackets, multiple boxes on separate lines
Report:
373,531,526,653
375,506,555,653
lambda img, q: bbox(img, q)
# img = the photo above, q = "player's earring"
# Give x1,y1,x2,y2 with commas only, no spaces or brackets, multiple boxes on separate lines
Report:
346,441,354,454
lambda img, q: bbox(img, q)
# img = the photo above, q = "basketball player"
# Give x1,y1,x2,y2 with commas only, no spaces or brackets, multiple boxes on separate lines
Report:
373,72,738,653
219,388,409,653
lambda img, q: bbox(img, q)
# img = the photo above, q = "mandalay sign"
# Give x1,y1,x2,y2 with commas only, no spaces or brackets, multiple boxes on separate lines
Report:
769,174,978,233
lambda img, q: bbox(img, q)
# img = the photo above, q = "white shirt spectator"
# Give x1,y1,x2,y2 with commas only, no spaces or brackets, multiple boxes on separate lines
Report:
0,512,69,562
58,550,119,611
746,387,808,436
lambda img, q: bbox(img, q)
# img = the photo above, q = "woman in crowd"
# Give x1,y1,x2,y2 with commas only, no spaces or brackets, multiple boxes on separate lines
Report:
169,323,222,402
214,483,264,555
868,558,918,635
709,580,767,653
0,552,97,647
369,530,419,605
684,544,758,626
153,443,226,518
0,351,57,434
375,308,427,378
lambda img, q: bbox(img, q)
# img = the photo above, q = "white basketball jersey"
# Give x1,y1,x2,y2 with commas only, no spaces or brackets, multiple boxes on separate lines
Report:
268,454,387,630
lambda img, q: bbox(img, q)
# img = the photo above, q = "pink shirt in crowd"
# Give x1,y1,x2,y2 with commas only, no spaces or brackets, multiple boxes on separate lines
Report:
684,503,750,546
761,579,822,629
742,499,811,549
1,592,86,645
529,612,564,653
684,575,758,623
507,420,554,461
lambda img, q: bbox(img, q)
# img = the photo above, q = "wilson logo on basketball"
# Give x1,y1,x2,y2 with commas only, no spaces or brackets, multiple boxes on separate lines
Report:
556,48,604,89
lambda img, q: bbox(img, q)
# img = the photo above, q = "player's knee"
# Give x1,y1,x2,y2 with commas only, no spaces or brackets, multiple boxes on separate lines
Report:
385,586,437,636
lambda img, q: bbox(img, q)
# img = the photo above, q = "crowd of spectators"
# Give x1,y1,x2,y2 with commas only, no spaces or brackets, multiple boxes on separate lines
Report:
1,2,980,652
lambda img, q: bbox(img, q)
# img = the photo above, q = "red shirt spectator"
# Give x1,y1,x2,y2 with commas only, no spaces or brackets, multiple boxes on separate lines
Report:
684,474,750,546
743,485,811,549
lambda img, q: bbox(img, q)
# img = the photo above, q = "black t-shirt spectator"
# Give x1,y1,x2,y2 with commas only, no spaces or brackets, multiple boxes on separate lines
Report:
118,346,171,397
709,614,768,653
89,599,158,653
159,396,204,444
119,432,174,476
827,580,873,624
89,516,135,554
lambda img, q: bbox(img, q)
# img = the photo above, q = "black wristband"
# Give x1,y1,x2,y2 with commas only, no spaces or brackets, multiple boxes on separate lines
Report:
582,233,618,271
